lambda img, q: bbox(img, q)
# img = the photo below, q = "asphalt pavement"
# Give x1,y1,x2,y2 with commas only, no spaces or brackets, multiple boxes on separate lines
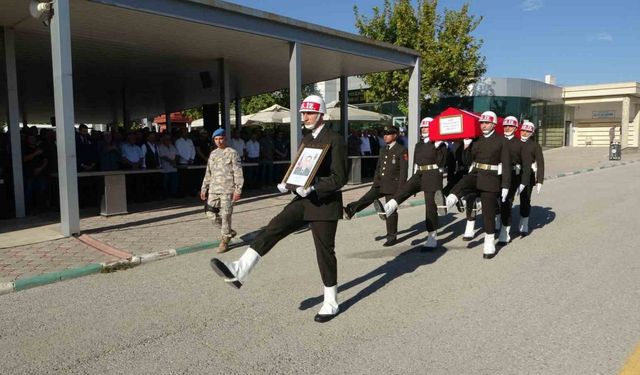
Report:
1,159,639,374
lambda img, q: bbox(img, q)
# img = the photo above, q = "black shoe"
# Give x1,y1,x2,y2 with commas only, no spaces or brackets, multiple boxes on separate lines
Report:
373,199,386,221
343,206,355,220
314,313,337,323
497,241,508,246
462,236,473,242
483,253,495,259
382,237,397,247
210,258,242,289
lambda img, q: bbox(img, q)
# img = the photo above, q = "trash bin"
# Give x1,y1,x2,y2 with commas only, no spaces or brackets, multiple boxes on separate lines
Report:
609,142,621,161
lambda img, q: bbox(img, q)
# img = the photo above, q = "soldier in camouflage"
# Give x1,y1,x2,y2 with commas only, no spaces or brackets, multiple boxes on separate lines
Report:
200,128,244,253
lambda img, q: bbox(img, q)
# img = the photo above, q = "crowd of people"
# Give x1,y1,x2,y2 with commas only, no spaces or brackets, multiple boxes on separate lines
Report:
0,124,294,216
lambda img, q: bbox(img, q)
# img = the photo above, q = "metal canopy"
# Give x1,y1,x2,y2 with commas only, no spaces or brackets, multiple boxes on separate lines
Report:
1,0,418,123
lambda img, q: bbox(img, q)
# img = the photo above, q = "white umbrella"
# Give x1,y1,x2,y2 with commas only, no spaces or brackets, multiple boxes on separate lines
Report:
244,104,291,125
323,101,391,122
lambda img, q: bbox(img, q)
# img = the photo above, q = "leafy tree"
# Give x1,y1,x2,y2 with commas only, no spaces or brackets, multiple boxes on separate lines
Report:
354,0,486,112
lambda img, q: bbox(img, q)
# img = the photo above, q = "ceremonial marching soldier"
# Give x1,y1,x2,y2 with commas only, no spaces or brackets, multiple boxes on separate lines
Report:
383,117,448,250
343,125,408,246
210,94,347,323
497,116,524,245
516,120,545,236
443,139,479,241
200,128,244,253
445,111,511,259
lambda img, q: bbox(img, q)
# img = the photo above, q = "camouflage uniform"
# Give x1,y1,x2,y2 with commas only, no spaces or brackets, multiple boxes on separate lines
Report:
201,147,244,241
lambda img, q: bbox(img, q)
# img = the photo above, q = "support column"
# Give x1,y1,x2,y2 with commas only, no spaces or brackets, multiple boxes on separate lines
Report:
219,58,231,139
621,97,630,149
50,0,79,235
3,28,25,217
165,110,172,134
235,97,242,131
340,76,349,143
289,42,302,154
407,57,421,176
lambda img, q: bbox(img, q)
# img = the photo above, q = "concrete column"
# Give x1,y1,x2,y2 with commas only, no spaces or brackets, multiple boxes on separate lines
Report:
3,28,25,217
632,99,640,147
407,57,421,176
339,76,349,143
50,0,80,235
219,58,231,139
621,97,631,149
289,42,302,155
235,97,242,131
165,111,172,133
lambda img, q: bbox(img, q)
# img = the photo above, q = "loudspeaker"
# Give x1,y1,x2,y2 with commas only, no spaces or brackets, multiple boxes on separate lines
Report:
200,71,213,89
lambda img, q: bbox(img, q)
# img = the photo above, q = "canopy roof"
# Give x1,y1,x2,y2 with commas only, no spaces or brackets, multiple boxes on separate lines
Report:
0,0,419,123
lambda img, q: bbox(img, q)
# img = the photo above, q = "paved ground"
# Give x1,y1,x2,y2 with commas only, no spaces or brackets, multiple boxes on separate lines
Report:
0,146,637,285
0,151,639,374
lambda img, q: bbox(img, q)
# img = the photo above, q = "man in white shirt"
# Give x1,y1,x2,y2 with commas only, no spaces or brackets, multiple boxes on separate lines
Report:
245,131,261,188
121,133,144,169
158,134,179,198
360,131,372,156
174,127,196,165
229,130,246,160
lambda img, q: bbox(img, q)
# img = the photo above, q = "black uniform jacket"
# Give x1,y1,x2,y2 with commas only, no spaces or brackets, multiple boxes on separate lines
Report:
505,135,524,187
372,142,408,195
293,125,347,221
462,131,511,193
520,138,545,185
396,140,448,201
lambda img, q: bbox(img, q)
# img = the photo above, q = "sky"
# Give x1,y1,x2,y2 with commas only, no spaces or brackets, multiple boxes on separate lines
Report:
227,0,640,86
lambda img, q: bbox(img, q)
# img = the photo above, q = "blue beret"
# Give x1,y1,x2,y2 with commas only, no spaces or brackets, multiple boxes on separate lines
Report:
212,128,225,138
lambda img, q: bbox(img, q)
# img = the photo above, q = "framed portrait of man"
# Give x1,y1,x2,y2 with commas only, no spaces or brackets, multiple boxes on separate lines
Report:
282,144,330,188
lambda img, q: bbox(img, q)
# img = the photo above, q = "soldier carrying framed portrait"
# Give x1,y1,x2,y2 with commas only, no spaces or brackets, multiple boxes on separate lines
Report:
282,143,330,189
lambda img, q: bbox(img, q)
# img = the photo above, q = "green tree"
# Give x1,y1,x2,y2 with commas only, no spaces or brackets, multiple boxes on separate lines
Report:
354,0,486,112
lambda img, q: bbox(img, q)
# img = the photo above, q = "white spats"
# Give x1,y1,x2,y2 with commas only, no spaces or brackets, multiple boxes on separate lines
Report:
498,225,511,244
423,231,437,249
463,220,475,239
225,247,261,284
318,285,339,315
445,194,458,210
483,233,496,256
519,217,529,235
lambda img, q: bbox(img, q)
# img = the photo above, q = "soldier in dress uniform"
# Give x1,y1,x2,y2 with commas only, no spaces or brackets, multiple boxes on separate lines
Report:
210,94,347,323
444,111,511,259
382,117,448,250
497,116,524,245
516,120,545,236
200,128,244,253
343,125,408,246
443,139,480,241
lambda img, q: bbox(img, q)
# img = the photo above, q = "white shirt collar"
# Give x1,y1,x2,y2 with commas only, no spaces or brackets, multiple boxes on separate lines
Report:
422,137,430,143
505,134,514,140
312,124,325,139
386,141,397,149
483,130,495,138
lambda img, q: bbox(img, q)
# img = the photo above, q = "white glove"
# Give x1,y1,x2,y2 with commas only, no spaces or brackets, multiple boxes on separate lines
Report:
516,184,525,196
536,183,542,194
413,164,418,174
295,186,314,198
434,141,442,148
501,188,509,202
384,199,398,217
277,183,288,193
463,138,472,147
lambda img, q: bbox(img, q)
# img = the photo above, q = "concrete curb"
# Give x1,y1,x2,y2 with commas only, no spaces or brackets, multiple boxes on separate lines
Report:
2,159,637,296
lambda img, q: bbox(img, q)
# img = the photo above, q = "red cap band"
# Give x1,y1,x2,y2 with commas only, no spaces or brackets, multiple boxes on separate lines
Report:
300,101,321,111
